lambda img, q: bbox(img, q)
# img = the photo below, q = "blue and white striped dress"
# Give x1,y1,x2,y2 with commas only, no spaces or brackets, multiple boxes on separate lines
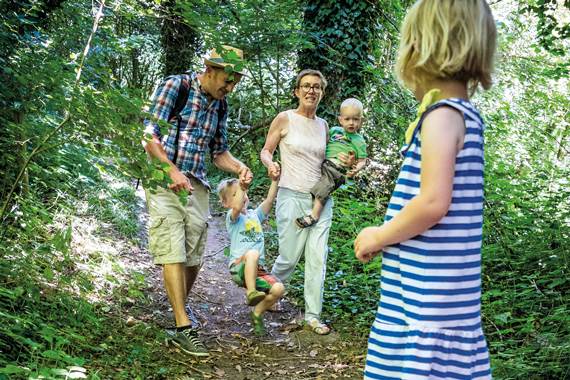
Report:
365,99,492,380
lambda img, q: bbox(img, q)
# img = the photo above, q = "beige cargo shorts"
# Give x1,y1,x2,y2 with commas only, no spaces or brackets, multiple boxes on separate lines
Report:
145,177,209,266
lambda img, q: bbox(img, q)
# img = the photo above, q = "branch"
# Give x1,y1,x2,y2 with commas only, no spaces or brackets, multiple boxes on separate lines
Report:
244,69,279,115
229,119,272,151
0,113,71,224
75,1,105,85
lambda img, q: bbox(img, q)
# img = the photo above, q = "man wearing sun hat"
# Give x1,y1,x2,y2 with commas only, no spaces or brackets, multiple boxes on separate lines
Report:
143,45,252,356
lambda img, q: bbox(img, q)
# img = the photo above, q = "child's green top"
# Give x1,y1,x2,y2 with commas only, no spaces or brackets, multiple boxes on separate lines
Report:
325,126,367,167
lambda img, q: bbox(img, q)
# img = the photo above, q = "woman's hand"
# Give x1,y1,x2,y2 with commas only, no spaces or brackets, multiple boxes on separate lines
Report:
238,165,253,189
267,161,281,180
354,226,384,263
338,151,356,168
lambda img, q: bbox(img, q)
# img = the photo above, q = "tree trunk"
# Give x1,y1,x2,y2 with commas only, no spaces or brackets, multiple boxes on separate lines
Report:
297,0,381,122
160,0,202,76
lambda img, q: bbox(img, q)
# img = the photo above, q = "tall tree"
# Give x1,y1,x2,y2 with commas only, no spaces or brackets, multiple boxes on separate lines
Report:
160,0,202,76
296,0,384,121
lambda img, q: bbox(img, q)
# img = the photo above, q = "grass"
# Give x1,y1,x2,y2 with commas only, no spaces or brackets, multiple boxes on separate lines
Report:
0,177,192,379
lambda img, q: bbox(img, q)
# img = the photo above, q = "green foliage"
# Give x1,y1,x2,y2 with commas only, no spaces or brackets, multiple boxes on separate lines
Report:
474,11,570,376
0,0,180,377
0,145,182,378
323,186,384,331
297,0,410,121
521,0,570,55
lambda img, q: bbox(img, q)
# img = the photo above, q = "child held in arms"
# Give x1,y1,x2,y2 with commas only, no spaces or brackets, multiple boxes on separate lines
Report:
295,98,368,228
217,176,285,336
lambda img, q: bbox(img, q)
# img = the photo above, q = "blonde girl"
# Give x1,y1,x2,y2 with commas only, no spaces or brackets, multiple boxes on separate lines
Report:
354,1,497,379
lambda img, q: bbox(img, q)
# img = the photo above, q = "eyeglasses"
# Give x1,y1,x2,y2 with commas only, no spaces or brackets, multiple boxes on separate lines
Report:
298,83,323,93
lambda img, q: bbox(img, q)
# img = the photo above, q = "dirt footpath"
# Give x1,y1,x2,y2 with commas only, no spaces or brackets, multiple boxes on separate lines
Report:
138,190,364,380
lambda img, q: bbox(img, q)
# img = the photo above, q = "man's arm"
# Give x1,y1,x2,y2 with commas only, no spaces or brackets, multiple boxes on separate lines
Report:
142,76,192,192
259,179,279,216
209,99,254,187
213,151,253,188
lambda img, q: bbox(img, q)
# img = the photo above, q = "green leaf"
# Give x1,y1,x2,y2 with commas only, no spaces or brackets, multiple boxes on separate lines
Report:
151,170,164,181
0,365,29,375
495,312,511,325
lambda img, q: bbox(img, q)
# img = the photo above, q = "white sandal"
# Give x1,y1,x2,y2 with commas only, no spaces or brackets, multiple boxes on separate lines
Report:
305,318,330,335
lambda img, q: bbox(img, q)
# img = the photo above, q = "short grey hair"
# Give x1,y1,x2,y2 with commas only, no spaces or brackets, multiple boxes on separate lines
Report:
295,69,328,91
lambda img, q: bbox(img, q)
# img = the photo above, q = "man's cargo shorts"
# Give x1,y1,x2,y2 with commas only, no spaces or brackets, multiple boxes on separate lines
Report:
145,177,208,266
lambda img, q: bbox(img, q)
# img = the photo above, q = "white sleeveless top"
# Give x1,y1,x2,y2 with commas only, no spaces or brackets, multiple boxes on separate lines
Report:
279,110,327,193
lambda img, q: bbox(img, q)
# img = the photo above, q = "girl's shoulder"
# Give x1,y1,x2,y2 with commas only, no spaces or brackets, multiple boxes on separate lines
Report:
428,98,484,125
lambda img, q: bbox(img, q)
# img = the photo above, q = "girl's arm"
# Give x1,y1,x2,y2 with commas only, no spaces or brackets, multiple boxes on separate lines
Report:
355,107,465,263
260,180,279,216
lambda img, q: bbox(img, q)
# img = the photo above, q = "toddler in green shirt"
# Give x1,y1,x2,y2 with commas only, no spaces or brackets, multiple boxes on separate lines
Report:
296,98,368,228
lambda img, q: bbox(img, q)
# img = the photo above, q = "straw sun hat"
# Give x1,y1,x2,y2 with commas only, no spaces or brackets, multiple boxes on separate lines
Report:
204,45,246,75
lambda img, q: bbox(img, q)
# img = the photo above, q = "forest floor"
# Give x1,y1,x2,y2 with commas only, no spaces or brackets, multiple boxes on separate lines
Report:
77,185,366,379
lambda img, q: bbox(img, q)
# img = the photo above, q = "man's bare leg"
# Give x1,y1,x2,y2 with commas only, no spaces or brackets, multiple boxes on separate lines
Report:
163,263,191,327
184,265,200,298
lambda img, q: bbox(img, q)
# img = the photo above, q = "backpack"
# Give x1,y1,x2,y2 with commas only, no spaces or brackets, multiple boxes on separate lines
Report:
136,74,227,190
167,74,227,166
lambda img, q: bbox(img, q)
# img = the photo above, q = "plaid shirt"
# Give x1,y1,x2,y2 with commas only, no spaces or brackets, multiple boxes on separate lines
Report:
144,72,228,188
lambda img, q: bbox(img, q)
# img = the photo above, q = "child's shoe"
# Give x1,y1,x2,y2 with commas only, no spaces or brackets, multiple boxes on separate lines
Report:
295,215,318,228
250,311,266,336
246,290,266,306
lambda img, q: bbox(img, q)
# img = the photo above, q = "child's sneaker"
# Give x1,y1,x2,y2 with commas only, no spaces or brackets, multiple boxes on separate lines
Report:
246,290,266,306
250,311,266,336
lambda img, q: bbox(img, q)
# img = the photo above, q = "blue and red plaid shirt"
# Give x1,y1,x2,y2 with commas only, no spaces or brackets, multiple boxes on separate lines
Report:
144,72,228,188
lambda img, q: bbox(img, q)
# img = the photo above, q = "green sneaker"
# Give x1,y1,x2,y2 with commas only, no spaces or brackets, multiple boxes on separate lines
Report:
246,290,266,306
250,312,266,336
165,326,209,357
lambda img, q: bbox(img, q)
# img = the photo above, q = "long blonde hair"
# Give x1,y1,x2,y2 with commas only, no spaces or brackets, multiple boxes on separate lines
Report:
395,0,497,94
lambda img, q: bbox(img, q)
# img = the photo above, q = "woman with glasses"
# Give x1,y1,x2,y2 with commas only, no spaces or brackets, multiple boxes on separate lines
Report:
260,69,342,335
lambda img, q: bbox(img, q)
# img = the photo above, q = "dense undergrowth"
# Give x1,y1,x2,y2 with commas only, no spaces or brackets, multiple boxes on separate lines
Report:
0,147,183,379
